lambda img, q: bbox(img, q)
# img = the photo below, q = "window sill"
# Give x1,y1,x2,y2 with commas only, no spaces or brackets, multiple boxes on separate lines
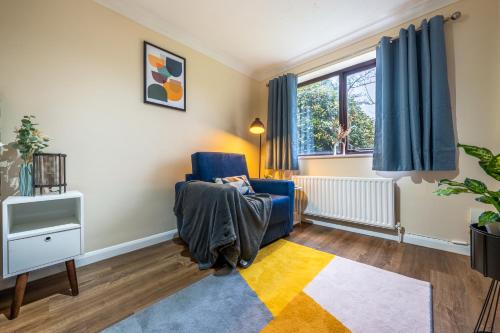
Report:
299,153,373,160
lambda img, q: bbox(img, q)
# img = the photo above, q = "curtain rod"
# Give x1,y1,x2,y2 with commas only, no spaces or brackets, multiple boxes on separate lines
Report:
266,11,462,86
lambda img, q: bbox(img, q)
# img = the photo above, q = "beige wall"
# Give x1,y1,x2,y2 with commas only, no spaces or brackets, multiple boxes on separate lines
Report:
0,0,260,252
256,0,500,243
0,0,497,261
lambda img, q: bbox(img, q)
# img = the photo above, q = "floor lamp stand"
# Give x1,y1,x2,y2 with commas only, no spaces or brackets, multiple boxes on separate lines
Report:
258,134,262,178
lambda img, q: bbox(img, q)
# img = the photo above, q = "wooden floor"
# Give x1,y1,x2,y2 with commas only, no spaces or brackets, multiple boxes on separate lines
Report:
0,223,493,332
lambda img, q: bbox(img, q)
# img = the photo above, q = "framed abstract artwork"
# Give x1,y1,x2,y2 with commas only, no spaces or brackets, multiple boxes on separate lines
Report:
144,41,186,111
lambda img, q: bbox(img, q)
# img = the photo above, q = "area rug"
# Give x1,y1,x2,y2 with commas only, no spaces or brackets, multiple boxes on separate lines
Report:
103,240,432,333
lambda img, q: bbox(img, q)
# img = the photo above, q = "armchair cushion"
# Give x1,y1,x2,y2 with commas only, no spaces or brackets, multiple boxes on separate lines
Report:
268,194,290,225
251,179,295,238
215,175,255,195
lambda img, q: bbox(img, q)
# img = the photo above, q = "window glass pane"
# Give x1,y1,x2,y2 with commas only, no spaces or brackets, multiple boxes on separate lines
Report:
297,76,340,155
346,67,376,151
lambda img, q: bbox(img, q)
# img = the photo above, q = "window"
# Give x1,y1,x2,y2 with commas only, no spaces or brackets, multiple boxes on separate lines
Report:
297,59,376,156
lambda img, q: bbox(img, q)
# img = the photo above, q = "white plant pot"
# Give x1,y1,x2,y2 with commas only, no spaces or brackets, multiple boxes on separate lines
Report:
485,222,500,236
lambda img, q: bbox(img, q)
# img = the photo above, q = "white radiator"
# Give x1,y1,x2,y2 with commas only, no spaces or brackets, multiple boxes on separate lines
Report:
293,176,395,229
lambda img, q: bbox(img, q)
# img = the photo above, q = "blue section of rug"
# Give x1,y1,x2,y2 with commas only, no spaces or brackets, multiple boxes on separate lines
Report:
102,273,272,333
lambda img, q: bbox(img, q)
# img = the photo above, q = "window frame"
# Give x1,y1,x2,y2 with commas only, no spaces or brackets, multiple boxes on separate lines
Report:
297,59,376,156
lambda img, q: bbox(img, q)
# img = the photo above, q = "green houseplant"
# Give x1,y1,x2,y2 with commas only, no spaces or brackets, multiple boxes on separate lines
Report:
13,115,49,196
435,143,500,234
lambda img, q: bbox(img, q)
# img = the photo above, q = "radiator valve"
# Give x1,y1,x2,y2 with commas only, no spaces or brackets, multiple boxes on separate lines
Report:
396,223,403,243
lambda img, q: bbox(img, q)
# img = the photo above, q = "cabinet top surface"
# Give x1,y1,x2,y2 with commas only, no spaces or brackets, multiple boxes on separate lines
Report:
2,191,83,206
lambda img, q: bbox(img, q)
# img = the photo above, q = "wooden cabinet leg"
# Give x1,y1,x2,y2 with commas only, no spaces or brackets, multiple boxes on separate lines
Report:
65,259,79,296
10,272,29,320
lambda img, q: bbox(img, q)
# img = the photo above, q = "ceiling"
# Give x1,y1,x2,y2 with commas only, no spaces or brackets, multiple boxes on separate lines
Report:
96,0,457,81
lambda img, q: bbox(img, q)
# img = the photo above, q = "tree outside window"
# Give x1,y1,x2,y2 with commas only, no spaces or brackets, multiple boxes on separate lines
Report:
297,60,376,156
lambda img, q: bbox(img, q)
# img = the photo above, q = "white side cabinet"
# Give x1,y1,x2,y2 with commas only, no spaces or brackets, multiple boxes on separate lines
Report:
2,191,84,319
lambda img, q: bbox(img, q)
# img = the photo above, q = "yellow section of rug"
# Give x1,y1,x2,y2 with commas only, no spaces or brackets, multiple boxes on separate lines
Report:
261,292,351,333
239,239,334,316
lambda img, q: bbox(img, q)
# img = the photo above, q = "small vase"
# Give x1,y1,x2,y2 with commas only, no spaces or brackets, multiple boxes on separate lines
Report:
19,163,33,196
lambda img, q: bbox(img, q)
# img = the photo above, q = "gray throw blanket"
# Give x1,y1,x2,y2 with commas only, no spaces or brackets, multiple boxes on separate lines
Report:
174,181,272,269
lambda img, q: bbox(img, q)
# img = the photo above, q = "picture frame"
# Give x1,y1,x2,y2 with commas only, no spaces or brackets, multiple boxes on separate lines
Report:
143,41,186,111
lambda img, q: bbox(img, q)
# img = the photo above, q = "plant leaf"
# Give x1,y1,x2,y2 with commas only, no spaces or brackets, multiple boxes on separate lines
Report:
434,187,470,196
458,143,493,162
476,195,495,205
464,178,487,194
478,211,500,226
438,179,466,187
14,115,50,161
485,154,500,181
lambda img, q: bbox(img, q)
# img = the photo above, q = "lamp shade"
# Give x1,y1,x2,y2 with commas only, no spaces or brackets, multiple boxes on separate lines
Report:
249,117,265,134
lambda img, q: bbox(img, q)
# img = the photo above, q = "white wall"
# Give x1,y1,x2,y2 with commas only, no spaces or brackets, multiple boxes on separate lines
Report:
256,0,500,243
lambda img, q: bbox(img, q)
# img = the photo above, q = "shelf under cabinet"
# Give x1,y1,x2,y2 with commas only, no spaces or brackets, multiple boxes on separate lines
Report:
8,217,81,240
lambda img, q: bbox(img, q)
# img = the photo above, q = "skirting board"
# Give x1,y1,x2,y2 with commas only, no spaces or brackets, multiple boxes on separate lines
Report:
76,229,178,267
0,229,178,291
0,220,469,290
307,219,470,256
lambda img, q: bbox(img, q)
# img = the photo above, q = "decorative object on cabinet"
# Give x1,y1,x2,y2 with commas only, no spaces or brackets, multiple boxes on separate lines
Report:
33,153,67,195
144,41,186,111
13,115,50,196
2,191,84,319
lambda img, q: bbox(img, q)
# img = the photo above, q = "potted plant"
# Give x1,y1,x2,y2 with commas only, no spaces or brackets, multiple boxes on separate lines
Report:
13,115,49,196
435,143,499,234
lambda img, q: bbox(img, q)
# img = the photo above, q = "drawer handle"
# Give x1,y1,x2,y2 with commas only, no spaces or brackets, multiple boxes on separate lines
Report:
44,236,52,242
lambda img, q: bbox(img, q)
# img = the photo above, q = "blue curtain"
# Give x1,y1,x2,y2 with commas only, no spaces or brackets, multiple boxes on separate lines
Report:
373,15,456,171
266,73,299,170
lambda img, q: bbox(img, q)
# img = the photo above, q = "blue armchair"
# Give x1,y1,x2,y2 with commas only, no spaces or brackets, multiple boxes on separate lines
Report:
175,152,295,246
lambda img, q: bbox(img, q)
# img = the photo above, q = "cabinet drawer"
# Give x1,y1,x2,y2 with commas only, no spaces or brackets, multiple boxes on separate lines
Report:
8,229,81,274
